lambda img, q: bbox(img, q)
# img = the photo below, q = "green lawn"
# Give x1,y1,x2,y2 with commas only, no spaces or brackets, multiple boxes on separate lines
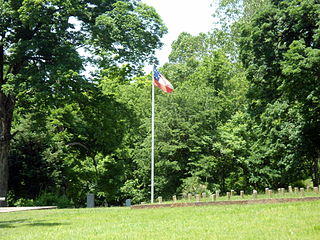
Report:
1,200,320,240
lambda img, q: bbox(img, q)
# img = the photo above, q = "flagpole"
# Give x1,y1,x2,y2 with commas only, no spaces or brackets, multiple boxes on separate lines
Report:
151,70,155,204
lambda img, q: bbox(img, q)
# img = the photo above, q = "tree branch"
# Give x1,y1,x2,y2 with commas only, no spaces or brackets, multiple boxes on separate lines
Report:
66,142,89,151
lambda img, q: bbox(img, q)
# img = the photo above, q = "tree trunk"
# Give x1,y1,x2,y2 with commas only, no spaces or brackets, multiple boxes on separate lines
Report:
0,92,14,205
0,140,9,206
313,150,320,187
0,30,17,205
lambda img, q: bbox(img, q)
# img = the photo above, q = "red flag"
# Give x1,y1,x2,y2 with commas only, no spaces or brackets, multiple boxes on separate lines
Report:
153,67,173,93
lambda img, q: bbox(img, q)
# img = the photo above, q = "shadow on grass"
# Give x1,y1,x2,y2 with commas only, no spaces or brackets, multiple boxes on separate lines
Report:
0,219,69,229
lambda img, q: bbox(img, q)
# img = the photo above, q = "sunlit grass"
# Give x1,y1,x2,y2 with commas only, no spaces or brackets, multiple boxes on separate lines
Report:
1,200,320,240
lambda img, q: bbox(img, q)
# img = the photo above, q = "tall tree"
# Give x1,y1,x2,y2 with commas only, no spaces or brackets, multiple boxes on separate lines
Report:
239,0,320,186
0,0,166,199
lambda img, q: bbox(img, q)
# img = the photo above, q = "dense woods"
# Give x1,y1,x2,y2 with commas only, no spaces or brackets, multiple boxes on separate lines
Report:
1,0,319,207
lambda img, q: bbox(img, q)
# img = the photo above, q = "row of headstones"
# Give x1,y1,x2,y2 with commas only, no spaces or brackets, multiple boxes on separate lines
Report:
264,186,320,198
156,186,320,204
268,186,320,195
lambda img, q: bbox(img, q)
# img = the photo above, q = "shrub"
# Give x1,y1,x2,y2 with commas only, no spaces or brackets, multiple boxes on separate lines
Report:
14,198,35,207
35,193,73,208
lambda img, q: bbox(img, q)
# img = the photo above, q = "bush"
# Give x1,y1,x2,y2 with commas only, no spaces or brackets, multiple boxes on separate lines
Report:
35,193,73,208
180,176,211,196
14,198,35,207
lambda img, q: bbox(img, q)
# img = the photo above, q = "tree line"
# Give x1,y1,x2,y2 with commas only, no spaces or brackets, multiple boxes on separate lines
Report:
1,0,319,207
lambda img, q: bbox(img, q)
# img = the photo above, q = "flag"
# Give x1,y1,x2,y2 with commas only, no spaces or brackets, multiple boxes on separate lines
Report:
153,67,174,93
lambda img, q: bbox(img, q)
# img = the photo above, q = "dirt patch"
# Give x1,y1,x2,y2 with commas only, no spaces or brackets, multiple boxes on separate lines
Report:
131,197,320,209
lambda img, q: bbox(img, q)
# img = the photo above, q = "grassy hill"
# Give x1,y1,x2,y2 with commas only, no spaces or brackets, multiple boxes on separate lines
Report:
1,200,320,240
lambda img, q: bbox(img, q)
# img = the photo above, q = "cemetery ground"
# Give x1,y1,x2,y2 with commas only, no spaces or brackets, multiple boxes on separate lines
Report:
1,199,320,239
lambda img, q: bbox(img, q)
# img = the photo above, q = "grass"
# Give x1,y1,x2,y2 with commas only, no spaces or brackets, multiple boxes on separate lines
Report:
1,200,320,240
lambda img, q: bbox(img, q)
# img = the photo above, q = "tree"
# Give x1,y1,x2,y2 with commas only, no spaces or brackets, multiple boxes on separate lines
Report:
0,0,166,200
239,0,320,186
118,32,249,199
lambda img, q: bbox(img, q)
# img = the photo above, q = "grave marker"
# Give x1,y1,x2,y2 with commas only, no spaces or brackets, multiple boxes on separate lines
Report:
173,195,177,203
202,192,206,199
125,199,131,207
268,190,272,198
86,193,95,208
215,190,220,198
253,190,257,199
188,193,192,201
211,194,216,201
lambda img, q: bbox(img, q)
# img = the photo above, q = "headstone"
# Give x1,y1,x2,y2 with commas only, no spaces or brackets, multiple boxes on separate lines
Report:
281,188,285,196
172,195,177,203
300,188,305,197
202,192,206,199
294,187,298,194
215,190,220,198
196,194,200,202
288,186,292,193
158,196,163,203
227,192,231,200
125,199,131,207
253,190,257,199
188,193,192,201
231,190,235,197
240,191,244,199
314,187,319,193
265,188,269,194
268,190,272,198
86,193,95,208
211,194,216,201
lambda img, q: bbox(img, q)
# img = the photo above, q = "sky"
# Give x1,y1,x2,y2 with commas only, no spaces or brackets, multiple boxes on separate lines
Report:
141,0,218,68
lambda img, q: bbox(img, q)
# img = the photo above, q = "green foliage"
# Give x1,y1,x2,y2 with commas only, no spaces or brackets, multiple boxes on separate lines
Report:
1,0,167,199
94,1,167,68
12,192,73,209
13,198,35,207
239,0,320,186
35,193,73,208
179,176,210,196
3,0,320,205
120,179,145,204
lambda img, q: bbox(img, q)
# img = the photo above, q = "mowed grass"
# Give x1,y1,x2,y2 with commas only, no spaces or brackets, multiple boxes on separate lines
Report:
1,200,320,240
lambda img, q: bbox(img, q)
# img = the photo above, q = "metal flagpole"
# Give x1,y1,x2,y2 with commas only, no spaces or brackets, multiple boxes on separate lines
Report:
151,69,155,203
